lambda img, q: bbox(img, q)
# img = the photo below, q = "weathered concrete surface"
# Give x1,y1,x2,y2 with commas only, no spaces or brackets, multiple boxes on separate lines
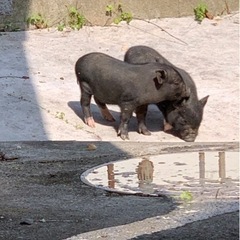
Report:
0,141,239,240
0,0,239,29
0,0,13,15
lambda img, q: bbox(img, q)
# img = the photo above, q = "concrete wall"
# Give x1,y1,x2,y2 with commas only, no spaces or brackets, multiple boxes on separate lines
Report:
0,0,13,15
0,0,239,30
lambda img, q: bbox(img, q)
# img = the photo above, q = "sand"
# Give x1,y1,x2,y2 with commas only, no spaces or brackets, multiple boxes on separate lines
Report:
0,12,239,142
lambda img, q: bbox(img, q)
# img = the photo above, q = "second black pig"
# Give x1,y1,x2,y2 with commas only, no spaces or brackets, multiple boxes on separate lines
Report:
124,45,209,142
75,52,189,140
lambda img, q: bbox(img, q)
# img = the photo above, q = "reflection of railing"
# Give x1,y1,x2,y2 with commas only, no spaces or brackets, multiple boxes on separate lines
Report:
219,152,226,181
199,152,205,185
107,164,115,188
107,158,155,190
106,151,236,191
199,151,226,184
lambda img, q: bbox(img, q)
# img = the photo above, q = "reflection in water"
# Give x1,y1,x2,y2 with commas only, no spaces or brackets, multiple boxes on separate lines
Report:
136,158,154,194
137,158,154,183
107,164,115,189
199,152,205,185
219,152,226,180
81,151,239,198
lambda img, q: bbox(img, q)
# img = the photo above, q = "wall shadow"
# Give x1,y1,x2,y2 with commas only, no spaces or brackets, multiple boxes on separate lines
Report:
0,0,47,141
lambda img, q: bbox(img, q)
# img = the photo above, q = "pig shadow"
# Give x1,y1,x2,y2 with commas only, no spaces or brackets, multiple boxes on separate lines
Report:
68,101,165,134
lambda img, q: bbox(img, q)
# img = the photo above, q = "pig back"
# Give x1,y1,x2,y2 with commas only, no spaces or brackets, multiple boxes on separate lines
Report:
75,52,186,105
124,45,172,65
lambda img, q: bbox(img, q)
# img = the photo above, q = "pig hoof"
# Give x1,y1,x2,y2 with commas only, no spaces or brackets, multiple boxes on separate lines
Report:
120,134,129,140
85,117,95,128
138,125,151,136
143,130,151,136
139,128,151,136
118,130,129,140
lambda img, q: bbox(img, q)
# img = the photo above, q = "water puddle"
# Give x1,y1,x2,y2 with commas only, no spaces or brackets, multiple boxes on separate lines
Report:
81,151,239,199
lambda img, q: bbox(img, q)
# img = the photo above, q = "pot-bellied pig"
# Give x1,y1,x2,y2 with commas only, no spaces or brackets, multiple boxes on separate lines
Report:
123,45,209,142
75,52,190,140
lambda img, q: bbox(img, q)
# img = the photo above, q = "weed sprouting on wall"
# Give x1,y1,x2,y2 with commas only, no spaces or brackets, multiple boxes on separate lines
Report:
26,6,87,31
194,2,213,23
56,6,87,31
105,3,133,24
68,6,86,30
27,13,48,29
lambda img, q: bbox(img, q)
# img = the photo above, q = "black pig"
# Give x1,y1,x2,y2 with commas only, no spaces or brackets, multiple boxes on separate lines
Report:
124,45,209,142
75,52,189,140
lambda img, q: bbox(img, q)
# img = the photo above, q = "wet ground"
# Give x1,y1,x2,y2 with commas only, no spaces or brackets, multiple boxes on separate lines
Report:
0,141,239,240
82,151,239,198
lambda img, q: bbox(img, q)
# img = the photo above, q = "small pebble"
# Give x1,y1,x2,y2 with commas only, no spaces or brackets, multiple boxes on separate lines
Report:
20,218,34,225
87,144,97,151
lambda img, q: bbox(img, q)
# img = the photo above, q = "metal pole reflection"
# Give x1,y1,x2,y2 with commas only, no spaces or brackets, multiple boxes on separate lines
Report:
199,151,205,185
219,151,226,183
107,164,115,189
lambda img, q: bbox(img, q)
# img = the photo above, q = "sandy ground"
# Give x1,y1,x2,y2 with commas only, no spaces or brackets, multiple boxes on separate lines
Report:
0,13,239,142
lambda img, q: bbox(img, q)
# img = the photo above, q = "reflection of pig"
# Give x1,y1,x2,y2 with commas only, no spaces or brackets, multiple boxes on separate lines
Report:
75,52,189,140
124,46,209,142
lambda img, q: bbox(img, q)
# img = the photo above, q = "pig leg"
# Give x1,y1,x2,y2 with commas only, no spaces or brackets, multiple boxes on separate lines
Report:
136,104,151,135
118,104,135,140
94,96,115,122
80,82,95,127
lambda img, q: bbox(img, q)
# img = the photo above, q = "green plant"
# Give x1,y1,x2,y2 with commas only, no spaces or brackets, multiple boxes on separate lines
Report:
55,112,69,123
68,6,86,30
75,124,83,130
114,11,133,24
180,191,193,202
194,2,208,23
27,13,48,29
0,22,20,32
106,4,114,16
55,112,65,120
57,23,65,31
105,4,132,24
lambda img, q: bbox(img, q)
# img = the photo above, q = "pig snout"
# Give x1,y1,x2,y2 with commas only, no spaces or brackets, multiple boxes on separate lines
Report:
177,129,198,142
181,132,197,142
164,126,197,142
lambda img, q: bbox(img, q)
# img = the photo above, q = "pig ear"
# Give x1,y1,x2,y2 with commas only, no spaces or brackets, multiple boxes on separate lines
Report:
199,95,209,107
155,70,167,84
154,70,167,90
